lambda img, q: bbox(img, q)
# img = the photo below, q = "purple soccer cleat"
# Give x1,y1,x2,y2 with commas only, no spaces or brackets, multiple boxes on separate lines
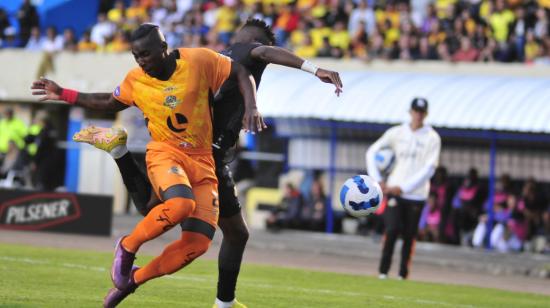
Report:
104,266,139,308
111,236,136,290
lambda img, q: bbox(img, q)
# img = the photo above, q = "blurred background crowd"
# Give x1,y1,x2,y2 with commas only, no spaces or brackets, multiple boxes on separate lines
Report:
2,0,550,63
267,167,550,254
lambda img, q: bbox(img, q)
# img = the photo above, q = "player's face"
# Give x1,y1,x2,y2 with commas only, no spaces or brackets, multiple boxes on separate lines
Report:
131,38,166,77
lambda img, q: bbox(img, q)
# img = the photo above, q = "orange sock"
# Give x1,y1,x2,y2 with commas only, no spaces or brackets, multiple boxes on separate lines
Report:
122,197,195,253
133,231,212,284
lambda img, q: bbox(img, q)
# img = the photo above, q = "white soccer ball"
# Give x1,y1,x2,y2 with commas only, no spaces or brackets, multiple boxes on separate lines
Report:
339,175,383,217
375,147,395,175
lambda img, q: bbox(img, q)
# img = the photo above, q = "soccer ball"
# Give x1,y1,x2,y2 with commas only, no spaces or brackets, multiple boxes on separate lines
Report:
375,147,395,175
339,175,383,217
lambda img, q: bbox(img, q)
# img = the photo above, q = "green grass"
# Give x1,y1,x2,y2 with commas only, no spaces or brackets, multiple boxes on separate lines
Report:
0,243,548,308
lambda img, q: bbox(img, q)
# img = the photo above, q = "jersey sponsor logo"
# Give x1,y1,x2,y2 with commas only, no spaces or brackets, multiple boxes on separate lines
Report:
167,113,188,133
163,86,177,93
0,193,81,230
114,86,121,97
163,95,182,109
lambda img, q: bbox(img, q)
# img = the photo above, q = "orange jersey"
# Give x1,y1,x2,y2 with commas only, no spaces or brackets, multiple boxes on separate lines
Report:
114,48,232,153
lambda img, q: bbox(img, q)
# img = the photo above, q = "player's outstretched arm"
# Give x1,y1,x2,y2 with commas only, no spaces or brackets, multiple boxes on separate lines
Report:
250,46,343,96
31,77,128,112
230,61,266,133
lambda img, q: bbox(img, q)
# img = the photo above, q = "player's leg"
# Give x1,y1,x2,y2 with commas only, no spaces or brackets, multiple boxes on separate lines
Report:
111,145,197,289
104,163,218,307
213,158,248,308
398,199,424,279
104,224,214,308
73,126,153,215
378,197,402,278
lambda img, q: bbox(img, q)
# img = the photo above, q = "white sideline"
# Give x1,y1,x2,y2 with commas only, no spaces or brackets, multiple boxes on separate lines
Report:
0,256,475,308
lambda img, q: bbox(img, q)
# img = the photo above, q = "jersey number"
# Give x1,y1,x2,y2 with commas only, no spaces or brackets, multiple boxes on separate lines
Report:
167,113,188,133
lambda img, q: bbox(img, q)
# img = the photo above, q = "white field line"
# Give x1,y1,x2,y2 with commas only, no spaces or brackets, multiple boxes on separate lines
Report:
0,255,476,308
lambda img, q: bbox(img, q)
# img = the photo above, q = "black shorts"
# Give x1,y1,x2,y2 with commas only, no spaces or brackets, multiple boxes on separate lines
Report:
214,153,241,218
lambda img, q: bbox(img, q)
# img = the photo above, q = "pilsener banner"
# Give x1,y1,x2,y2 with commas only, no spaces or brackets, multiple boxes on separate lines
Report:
0,189,112,236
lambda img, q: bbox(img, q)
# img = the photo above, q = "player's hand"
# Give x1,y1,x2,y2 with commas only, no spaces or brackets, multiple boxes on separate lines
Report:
384,186,403,196
30,77,62,101
242,108,267,134
315,68,343,97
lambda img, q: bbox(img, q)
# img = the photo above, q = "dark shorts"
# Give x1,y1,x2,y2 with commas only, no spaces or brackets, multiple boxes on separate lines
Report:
215,163,241,218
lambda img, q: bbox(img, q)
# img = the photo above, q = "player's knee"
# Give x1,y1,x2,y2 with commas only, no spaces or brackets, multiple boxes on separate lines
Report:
226,224,249,246
183,233,212,257
164,197,196,222
219,217,249,246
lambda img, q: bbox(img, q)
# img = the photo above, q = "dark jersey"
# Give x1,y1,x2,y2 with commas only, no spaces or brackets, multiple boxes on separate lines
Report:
212,42,268,155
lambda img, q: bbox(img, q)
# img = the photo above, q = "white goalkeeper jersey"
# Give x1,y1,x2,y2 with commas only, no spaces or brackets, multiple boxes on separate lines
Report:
366,123,441,201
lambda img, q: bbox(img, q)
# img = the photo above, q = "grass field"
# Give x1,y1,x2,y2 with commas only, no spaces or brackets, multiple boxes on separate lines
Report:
0,243,548,308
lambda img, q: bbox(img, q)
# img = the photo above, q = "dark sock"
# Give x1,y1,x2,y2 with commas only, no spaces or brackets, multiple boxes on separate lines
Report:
115,152,151,216
217,239,245,301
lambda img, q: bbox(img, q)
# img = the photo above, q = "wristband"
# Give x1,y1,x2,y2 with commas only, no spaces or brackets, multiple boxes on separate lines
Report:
300,60,319,75
60,88,79,104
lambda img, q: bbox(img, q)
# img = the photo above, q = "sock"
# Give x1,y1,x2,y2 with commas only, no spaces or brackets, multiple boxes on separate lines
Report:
217,236,246,301
214,298,235,308
114,152,152,216
122,197,195,253
110,144,128,159
133,232,211,284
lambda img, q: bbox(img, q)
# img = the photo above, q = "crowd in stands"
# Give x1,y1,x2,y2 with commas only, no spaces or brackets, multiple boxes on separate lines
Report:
270,167,550,254
266,170,328,232
0,108,64,191
2,0,550,63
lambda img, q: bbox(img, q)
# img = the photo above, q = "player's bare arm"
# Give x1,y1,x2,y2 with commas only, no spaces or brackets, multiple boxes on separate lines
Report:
31,77,128,112
250,45,343,96
230,61,265,133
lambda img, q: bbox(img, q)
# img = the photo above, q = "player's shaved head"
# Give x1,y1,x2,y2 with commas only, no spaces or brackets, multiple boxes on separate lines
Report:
131,23,166,48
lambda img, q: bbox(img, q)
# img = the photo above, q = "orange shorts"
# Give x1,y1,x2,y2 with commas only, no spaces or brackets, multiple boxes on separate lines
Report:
145,141,219,228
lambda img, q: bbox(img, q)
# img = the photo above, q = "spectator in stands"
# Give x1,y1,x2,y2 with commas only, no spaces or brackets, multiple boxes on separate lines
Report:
1,27,20,48
452,37,479,62
25,27,42,51
294,34,318,58
519,178,548,239
266,183,303,231
104,29,130,53
62,28,78,52
0,109,28,155
41,26,63,54
453,168,485,245
329,21,351,57
348,0,375,37
430,166,454,243
0,8,10,42
418,35,439,60
472,193,518,252
525,30,540,63
30,117,64,191
78,30,98,52
301,178,327,231
17,0,39,47
418,191,441,242
215,2,238,45
0,140,26,183
91,13,116,46
107,0,126,24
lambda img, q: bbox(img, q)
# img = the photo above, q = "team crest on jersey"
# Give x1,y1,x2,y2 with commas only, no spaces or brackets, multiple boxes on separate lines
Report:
163,95,182,109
